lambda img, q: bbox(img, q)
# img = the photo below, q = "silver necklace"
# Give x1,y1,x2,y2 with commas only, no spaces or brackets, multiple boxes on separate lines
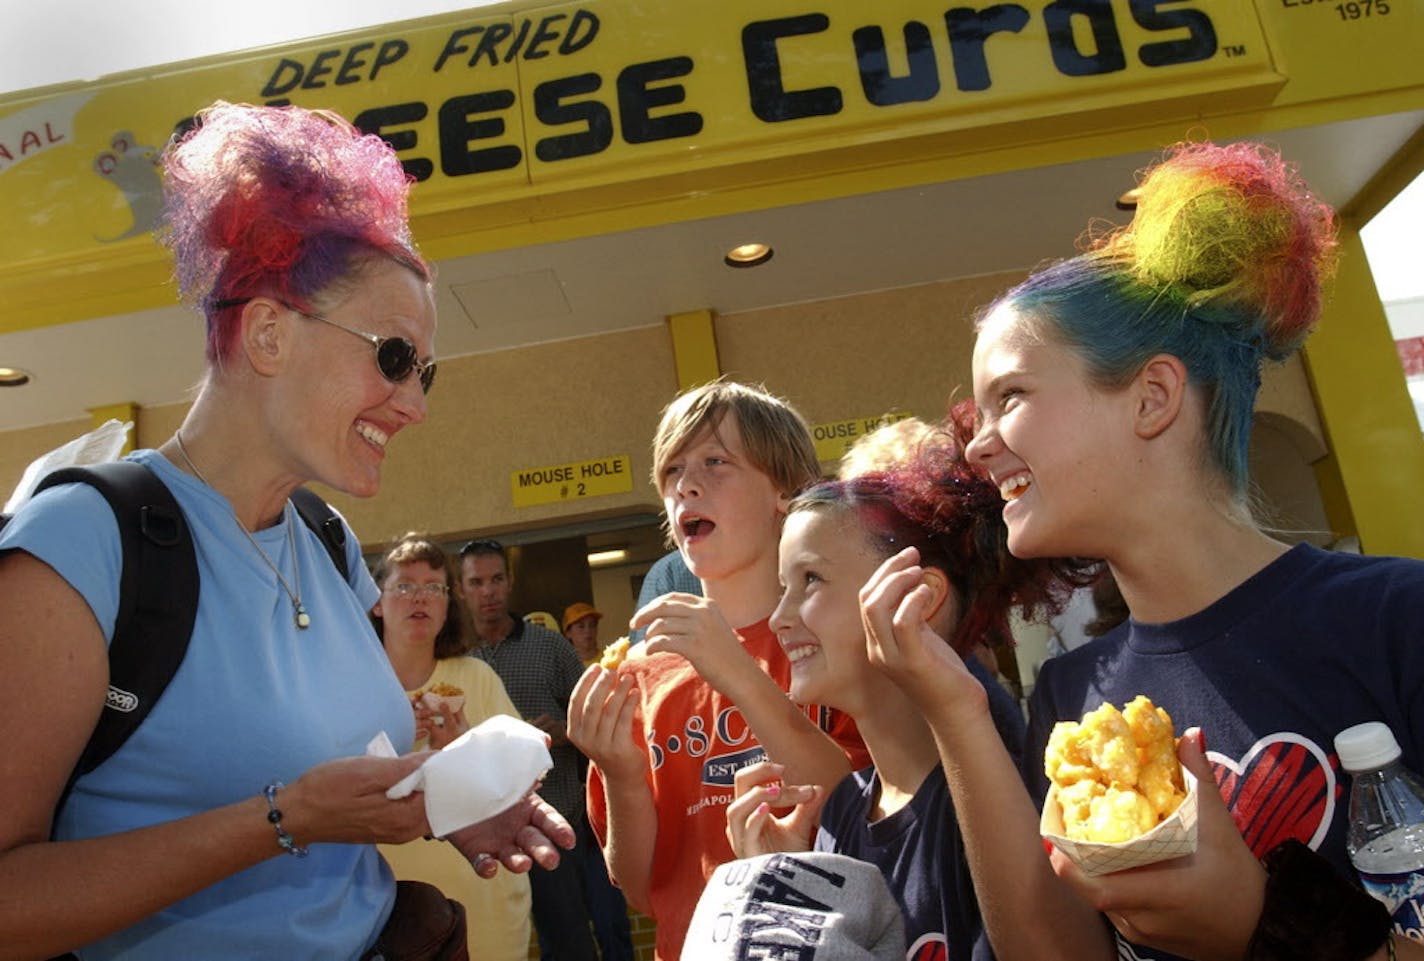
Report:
172,432,311,630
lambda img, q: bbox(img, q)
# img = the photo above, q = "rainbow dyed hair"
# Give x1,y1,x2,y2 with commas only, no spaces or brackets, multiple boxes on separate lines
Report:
158,101,429,363
789,401,1092,655
987,141,1337,494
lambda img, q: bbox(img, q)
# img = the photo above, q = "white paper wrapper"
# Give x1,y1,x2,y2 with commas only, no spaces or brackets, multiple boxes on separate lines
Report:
373,715,553,837
4,419,132,513
1041,767,1199,877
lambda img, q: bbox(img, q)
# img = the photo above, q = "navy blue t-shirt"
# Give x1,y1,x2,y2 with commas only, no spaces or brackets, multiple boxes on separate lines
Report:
966,654,1027,770
817,765,994,961
1025,543,1424,961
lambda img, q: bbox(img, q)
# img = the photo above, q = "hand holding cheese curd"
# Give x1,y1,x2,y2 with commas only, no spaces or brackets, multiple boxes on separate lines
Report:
598,636,633,671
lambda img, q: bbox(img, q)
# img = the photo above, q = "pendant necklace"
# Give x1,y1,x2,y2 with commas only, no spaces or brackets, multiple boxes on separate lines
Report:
172,432,311,630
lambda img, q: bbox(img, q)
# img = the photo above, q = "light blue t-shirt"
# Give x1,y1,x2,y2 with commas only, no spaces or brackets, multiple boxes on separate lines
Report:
0,450,414,960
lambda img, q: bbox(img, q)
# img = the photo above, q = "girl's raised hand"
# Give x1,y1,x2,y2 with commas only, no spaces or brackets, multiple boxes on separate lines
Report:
566,663,645,782
860,547,980,715
726,760,820,859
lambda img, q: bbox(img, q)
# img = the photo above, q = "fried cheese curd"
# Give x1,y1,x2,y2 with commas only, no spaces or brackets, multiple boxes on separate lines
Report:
1045,696,1186,843
599,636,632,671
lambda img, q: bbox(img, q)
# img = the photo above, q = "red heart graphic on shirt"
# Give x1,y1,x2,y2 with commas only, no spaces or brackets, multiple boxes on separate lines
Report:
908,934,947,961
1208,733,1339,857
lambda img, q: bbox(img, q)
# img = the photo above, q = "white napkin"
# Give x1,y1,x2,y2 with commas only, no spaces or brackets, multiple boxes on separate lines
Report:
370,716,553,838
4,419,133,513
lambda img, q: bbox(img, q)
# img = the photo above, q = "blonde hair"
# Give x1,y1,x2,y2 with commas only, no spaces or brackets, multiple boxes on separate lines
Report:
838,417,935,480
650,379,819,497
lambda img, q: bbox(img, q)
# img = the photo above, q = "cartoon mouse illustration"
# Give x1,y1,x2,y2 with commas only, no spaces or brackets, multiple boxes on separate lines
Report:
93,130,163,242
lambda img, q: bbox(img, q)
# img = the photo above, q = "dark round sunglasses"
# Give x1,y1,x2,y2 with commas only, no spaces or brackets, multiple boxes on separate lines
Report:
214,297,436,394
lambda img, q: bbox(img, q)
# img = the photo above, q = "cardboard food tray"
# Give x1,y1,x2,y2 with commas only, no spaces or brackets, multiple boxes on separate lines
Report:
1041,768,1200,877
420,691,466,716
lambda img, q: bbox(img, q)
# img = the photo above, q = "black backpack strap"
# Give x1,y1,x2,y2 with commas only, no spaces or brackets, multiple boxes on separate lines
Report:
289,486,349,582
34,463,199,800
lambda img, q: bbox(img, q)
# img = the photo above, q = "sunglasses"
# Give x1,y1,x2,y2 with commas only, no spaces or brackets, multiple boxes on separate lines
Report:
460,538,505,557
215,297,436,394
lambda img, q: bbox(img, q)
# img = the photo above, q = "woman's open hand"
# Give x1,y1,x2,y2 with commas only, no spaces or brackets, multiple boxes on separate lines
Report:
446,790,576,878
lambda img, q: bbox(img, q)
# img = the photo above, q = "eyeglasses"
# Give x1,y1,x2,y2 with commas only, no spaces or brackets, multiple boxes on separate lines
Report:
460,538,505,557
385,581,450,598
214,297,436,394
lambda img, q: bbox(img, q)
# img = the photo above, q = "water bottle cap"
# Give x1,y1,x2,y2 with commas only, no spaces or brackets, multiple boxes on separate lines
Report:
1335,721,1402,772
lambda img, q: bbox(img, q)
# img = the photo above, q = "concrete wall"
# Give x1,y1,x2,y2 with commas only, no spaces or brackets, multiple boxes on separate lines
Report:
2,273,1328,552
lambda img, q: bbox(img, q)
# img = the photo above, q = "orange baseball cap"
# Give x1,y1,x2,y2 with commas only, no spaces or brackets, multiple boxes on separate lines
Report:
562,602,603,633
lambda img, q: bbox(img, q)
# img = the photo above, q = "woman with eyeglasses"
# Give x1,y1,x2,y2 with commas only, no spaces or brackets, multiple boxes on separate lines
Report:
371,533,535,961
0,102,571,960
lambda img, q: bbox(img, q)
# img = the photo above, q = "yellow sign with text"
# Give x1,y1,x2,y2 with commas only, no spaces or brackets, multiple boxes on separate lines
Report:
6,0,1423,328
1,0,1290,327
510,453,633,508
812,411,914,463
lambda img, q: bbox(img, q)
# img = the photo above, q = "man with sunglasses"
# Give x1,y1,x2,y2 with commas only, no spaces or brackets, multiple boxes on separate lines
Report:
460,540,598,961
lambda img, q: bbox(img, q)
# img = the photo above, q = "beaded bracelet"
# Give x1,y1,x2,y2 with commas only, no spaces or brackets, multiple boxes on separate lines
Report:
262,781,309,858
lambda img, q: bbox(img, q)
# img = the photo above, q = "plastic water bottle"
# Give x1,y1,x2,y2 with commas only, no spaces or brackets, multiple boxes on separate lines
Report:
1336,721,1424,941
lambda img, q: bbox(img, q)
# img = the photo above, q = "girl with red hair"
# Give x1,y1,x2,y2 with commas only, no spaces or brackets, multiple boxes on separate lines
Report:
727,403,1090,960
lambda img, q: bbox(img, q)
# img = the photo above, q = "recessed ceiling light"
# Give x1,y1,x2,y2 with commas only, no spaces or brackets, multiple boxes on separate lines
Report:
724,242,774,268
0,367,31,387
1115,188,1142,211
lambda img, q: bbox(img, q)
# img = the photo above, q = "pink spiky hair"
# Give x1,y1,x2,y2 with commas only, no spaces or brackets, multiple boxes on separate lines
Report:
158,101,426,360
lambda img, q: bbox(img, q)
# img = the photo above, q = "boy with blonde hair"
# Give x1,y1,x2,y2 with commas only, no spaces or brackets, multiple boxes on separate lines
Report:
568,380,867,960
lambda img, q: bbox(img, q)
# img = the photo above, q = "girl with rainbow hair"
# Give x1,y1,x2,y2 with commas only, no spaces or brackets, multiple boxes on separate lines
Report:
853,140,1423,961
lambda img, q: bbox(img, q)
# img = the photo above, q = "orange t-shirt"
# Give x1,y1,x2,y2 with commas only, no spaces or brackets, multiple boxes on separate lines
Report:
586,619,868,960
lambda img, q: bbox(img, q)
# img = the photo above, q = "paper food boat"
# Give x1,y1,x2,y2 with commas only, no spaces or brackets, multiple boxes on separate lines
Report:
1041,767,1200,877
419,689,466,716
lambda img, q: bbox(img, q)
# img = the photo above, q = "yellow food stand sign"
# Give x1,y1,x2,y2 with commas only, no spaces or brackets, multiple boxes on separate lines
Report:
0,0,1322,329
510,454,633,508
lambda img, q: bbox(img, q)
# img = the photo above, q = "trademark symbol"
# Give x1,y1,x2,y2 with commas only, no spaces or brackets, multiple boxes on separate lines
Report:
1223,44,1247,57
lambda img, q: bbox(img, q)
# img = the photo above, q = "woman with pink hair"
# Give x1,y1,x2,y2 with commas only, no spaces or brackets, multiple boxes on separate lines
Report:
0,102,571,959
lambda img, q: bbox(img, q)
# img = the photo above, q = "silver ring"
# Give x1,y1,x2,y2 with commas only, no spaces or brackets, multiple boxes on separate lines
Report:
473,853,494,870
